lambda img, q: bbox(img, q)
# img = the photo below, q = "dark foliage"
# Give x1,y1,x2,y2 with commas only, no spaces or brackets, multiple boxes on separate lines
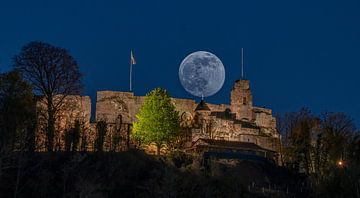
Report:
278,108,360,197
95,120,107,152
64,120,81,152
0,71,36,152
168,149,193,168
0,151,307,198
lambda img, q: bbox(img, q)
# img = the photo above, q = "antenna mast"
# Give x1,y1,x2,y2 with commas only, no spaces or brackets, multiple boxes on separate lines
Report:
241,48,244,79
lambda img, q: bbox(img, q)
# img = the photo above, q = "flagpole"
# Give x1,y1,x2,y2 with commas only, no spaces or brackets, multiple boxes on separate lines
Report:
130,50,136,92
130,60,132,92
241,48,244,79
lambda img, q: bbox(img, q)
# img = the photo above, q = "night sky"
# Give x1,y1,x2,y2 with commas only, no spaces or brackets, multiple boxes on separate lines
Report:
1,0,360,126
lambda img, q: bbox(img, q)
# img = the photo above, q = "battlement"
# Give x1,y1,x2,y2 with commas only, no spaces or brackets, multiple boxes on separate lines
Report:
233,79,250,89
231,80,253,120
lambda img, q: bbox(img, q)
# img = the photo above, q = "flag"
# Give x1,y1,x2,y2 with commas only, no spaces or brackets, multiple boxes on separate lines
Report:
130,50,136,65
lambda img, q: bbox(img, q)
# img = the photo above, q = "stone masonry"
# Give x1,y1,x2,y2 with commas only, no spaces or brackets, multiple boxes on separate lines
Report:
95,79,279,152
36,95,91,151
36,79,280,153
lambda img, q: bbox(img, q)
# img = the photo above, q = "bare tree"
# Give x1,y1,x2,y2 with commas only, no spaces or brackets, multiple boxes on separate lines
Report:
315,112,355,174
13,41,83,151
277,108,317,174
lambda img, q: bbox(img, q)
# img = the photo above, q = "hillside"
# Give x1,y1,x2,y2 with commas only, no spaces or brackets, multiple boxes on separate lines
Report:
0,150,308,198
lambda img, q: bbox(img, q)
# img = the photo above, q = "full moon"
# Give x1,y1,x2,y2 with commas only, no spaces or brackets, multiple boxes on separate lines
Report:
179,51,225,98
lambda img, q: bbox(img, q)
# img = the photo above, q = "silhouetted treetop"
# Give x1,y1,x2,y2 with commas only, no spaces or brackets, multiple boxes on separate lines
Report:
13,41,83,96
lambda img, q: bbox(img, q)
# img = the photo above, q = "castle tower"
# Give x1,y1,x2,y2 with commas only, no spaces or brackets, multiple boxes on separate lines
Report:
194,99,211,117
230,80,253,121
194,99,212,136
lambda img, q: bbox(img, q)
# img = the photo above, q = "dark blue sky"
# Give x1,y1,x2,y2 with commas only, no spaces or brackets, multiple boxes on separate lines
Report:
1,0,360,126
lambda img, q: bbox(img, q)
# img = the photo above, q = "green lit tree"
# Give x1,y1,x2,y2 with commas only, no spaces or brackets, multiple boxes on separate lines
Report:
132,88,180,155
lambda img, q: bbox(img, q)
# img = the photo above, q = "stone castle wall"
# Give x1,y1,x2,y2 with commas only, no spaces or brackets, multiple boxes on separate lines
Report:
36,95,91,151
36,80,280,152
95,91,229,125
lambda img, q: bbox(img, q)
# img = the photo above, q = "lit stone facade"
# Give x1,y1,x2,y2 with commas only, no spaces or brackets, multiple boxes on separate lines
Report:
95,79,280,152
36,95,92,151
36,79,280,153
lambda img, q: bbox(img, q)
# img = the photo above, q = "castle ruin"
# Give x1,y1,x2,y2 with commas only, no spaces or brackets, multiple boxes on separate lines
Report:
36,79,280,161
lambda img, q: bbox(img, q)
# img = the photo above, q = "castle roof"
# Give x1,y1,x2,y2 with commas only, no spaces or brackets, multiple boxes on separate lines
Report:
193,138,275,153
235,120,261,129
210,109,235,120
195,99,211,111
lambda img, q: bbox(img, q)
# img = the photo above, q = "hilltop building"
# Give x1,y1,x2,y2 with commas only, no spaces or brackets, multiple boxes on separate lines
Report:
35,79,280,162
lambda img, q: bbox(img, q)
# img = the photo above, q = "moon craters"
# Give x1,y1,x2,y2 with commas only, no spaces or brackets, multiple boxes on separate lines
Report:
179,51,225,98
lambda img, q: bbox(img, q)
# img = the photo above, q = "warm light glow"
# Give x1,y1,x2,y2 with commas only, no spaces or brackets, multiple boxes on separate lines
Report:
337,160,344,167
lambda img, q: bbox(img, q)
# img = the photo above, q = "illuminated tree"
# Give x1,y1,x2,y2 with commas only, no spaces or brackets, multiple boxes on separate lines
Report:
13,41,83,151
132,88,180,155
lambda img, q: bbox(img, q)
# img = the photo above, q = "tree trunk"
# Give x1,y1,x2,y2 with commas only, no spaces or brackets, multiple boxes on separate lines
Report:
126,124,131,150
156,143,161,156
13,153,22,198
26,123,36,152
47,97,55,152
